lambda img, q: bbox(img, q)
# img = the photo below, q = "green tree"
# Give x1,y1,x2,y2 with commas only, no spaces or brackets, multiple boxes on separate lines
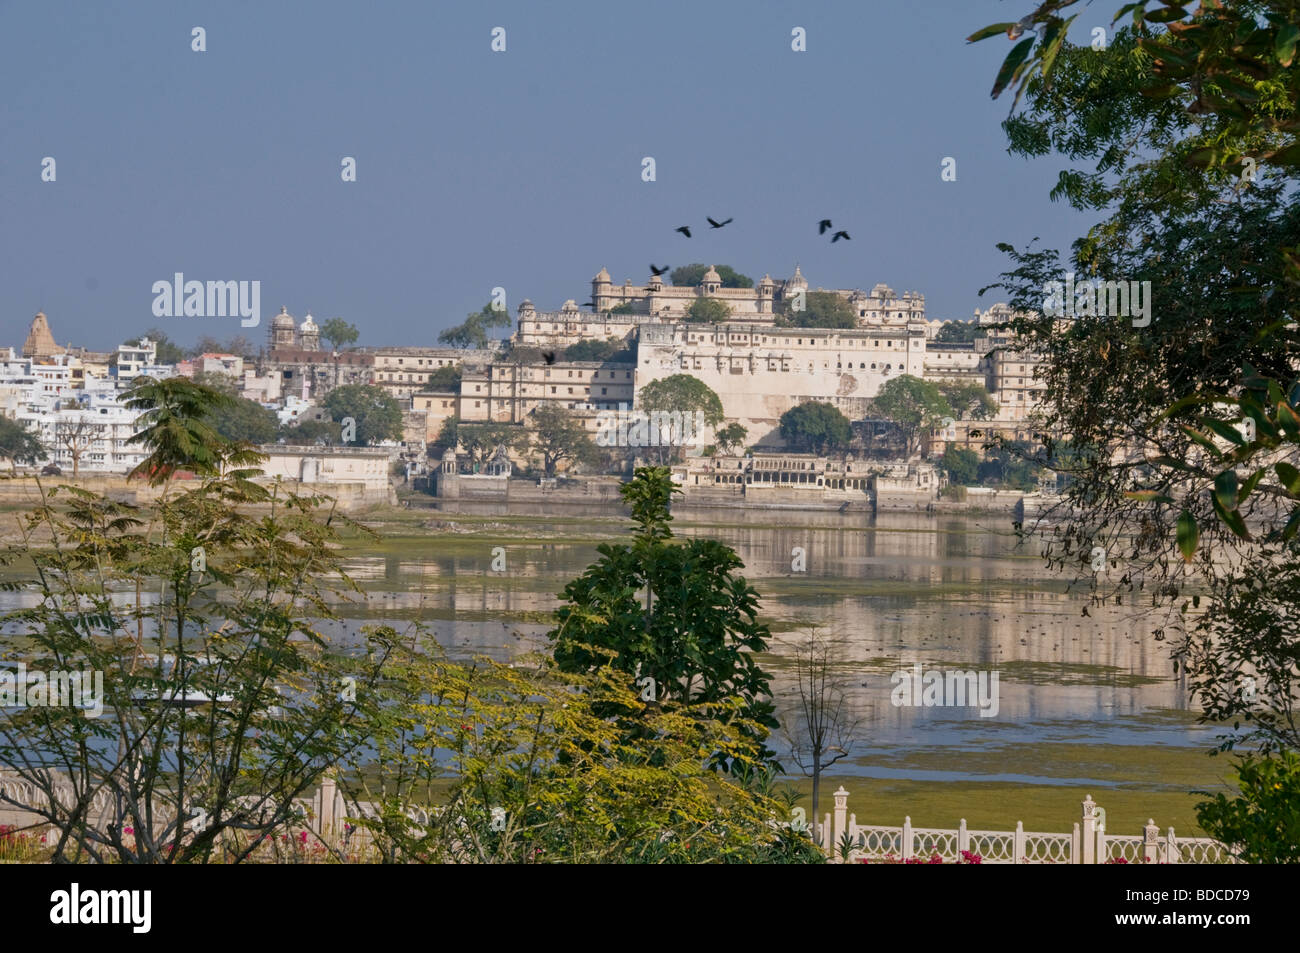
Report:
192,335,255,359
1194,753,1300,864
320,318,359,351
549,467,780,773
321,384,403,445
639,375,724,429
686,298,732,324
348,637,820,863
872,375,953,459
716,422,749,455
0,417,46,473
455,421,528,468
281,417,341,445
941,446,981,486
776,291,857,329
779,402,852,454
530,404,598,478
969,5,1300,806
671,264,753,288
934,321,981,345
0,412,390,863
123,376,258,484
563,338,633,363
425,365,462,391
939,381,997,420
609,302,639,315
978,440,1044,491
207,395,280,446
438,304,511,349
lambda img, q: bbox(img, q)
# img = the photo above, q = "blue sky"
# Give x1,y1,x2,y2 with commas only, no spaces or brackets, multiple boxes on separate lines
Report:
2,0,1099,350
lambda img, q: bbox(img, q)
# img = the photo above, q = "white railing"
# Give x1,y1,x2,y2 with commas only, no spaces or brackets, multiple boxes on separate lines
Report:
819,789,1241,864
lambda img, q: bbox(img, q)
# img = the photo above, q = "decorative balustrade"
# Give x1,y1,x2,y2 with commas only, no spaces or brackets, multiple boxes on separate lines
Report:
3,771,1244,864
819,788,1241,864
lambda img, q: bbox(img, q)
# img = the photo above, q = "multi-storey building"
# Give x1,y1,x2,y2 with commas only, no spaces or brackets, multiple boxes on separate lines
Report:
370,346,496,400
634,320,930,440
459,360,636,424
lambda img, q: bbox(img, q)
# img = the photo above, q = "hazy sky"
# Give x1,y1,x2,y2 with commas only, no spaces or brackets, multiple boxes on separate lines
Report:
2,0,1098,351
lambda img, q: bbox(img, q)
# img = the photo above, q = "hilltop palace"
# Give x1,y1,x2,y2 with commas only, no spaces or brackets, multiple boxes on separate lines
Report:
461,265,1043,448
4,266,1043,486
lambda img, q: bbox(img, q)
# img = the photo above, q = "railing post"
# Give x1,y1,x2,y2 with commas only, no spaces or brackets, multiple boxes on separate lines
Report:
1080,795,1097,865
1072,822,1081,864
1166,826,1179,864
318,774,337,838
902,816,913,862
1014,821,1026,864
831,787,849,859
958,818,968,857
848,814,858,861
1143,819,1159,864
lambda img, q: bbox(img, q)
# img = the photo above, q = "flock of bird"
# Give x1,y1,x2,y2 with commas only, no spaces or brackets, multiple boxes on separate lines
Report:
643,215,852,294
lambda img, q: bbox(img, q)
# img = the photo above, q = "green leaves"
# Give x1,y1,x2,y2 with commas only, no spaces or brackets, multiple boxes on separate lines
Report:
1275,461,1300,495
1214,468,1239,511
551,466,780,775
992,37,1036,99
966,22,1018,43
1275,23,1298,66
1145,5,1189,25
1177,509,1199,561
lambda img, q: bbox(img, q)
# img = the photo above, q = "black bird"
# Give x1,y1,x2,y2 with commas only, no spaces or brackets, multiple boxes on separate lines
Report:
580,300,596,309
675,225,692,238
650,264,669,277
706,216,732,229
542,351,556,365
831,230,851,243
818,219,833,235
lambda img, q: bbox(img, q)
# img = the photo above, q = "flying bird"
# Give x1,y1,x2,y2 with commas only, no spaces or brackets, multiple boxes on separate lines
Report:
706,216,733,229
818,219,833,235
675,225,692,238
650,264,669,277
831,230,851,243
542,351,556,365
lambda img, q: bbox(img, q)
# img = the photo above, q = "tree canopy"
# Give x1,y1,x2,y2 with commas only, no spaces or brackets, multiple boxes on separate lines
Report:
778,402,852,454
871,375,952,459
685,298,732,324
971,0,1300,856
775,291,857,329
934,320,981,345
671,264,753,288
638,375,724,428
563,338,634,363
530,404,598,477
0,416,46,473
549,466,780,774
425,364,462,391
320,318,359,351
206,394,280,446
321,384,403,445
438,304,511,349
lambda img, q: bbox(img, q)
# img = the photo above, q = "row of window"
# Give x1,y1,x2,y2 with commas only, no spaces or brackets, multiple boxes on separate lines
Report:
685,335,909,348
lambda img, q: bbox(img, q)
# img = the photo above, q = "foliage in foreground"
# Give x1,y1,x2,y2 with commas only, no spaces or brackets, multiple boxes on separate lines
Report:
345,639,820,864
1194,752,1300,864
